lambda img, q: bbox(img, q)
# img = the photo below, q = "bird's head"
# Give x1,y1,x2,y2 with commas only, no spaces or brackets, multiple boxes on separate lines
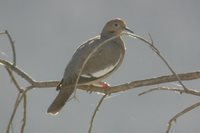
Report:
101,18,134,37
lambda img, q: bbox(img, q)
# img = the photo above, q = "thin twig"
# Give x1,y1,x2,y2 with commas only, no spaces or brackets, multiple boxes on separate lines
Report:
21,94,27,133
166,101,200,133
138,86,200,96
10,123,14,133
6,88,31,133
126,33,189,91
0,30,16,65
0,59,35,84
5,30,16,66
6,93,21,133
88,94,107,133
5,66,23,92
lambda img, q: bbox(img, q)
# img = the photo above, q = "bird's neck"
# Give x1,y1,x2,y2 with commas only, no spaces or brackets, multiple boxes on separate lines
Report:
100,32,121,40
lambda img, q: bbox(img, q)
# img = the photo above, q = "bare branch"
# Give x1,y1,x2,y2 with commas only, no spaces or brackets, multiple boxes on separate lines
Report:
0,32,6,35
21,94,27,133
5,30,16,66
138,86,200,96
6,93,21,133
126,32,189,91
1,31,200,133
80,71,200,95
1,59,200,95
6,89,29,133
0,59,35,84
5,66,23,92
88,94,107,133
166,101,200,133
0,30,16,65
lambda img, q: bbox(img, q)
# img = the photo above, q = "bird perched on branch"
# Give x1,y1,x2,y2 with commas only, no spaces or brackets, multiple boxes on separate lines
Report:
47,18,134,115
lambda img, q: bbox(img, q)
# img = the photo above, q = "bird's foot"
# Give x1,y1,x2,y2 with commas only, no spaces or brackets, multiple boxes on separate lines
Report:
86,82,110,94
99,82,110,88
92,82,110,88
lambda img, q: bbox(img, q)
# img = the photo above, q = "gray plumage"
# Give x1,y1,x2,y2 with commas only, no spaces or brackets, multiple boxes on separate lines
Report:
47,18,133,115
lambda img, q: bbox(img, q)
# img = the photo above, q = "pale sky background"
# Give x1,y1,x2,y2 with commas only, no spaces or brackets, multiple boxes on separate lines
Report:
0,0,200,133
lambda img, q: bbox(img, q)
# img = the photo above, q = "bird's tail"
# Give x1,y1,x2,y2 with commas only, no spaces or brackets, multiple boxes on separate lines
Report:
47,86,74,115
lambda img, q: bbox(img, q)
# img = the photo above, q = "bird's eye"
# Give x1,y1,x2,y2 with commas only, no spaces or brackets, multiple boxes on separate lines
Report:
113,23,120,29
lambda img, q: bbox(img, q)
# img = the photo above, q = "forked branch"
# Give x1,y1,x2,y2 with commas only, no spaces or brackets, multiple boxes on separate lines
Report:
1,31,200,133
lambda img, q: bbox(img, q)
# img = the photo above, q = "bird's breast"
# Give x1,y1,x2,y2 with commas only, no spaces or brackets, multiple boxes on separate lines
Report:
81,39,125,78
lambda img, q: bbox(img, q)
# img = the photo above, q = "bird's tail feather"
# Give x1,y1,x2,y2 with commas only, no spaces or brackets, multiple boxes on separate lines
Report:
47,87,74,115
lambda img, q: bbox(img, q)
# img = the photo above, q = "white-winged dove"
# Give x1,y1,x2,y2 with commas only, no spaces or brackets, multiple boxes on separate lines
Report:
47,18,133,115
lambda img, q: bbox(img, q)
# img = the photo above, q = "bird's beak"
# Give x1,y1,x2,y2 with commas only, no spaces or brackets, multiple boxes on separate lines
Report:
124,27,134,34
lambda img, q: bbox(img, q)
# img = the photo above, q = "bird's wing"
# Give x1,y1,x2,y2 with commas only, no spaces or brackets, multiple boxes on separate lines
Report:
60,36,102,86
62,36,124,86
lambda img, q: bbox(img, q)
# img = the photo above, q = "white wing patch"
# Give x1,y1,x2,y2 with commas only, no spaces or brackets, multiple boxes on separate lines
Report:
90,65,115,77
81,58,121,78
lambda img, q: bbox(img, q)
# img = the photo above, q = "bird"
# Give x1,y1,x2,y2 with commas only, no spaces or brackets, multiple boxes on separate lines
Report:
47,18,133,115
